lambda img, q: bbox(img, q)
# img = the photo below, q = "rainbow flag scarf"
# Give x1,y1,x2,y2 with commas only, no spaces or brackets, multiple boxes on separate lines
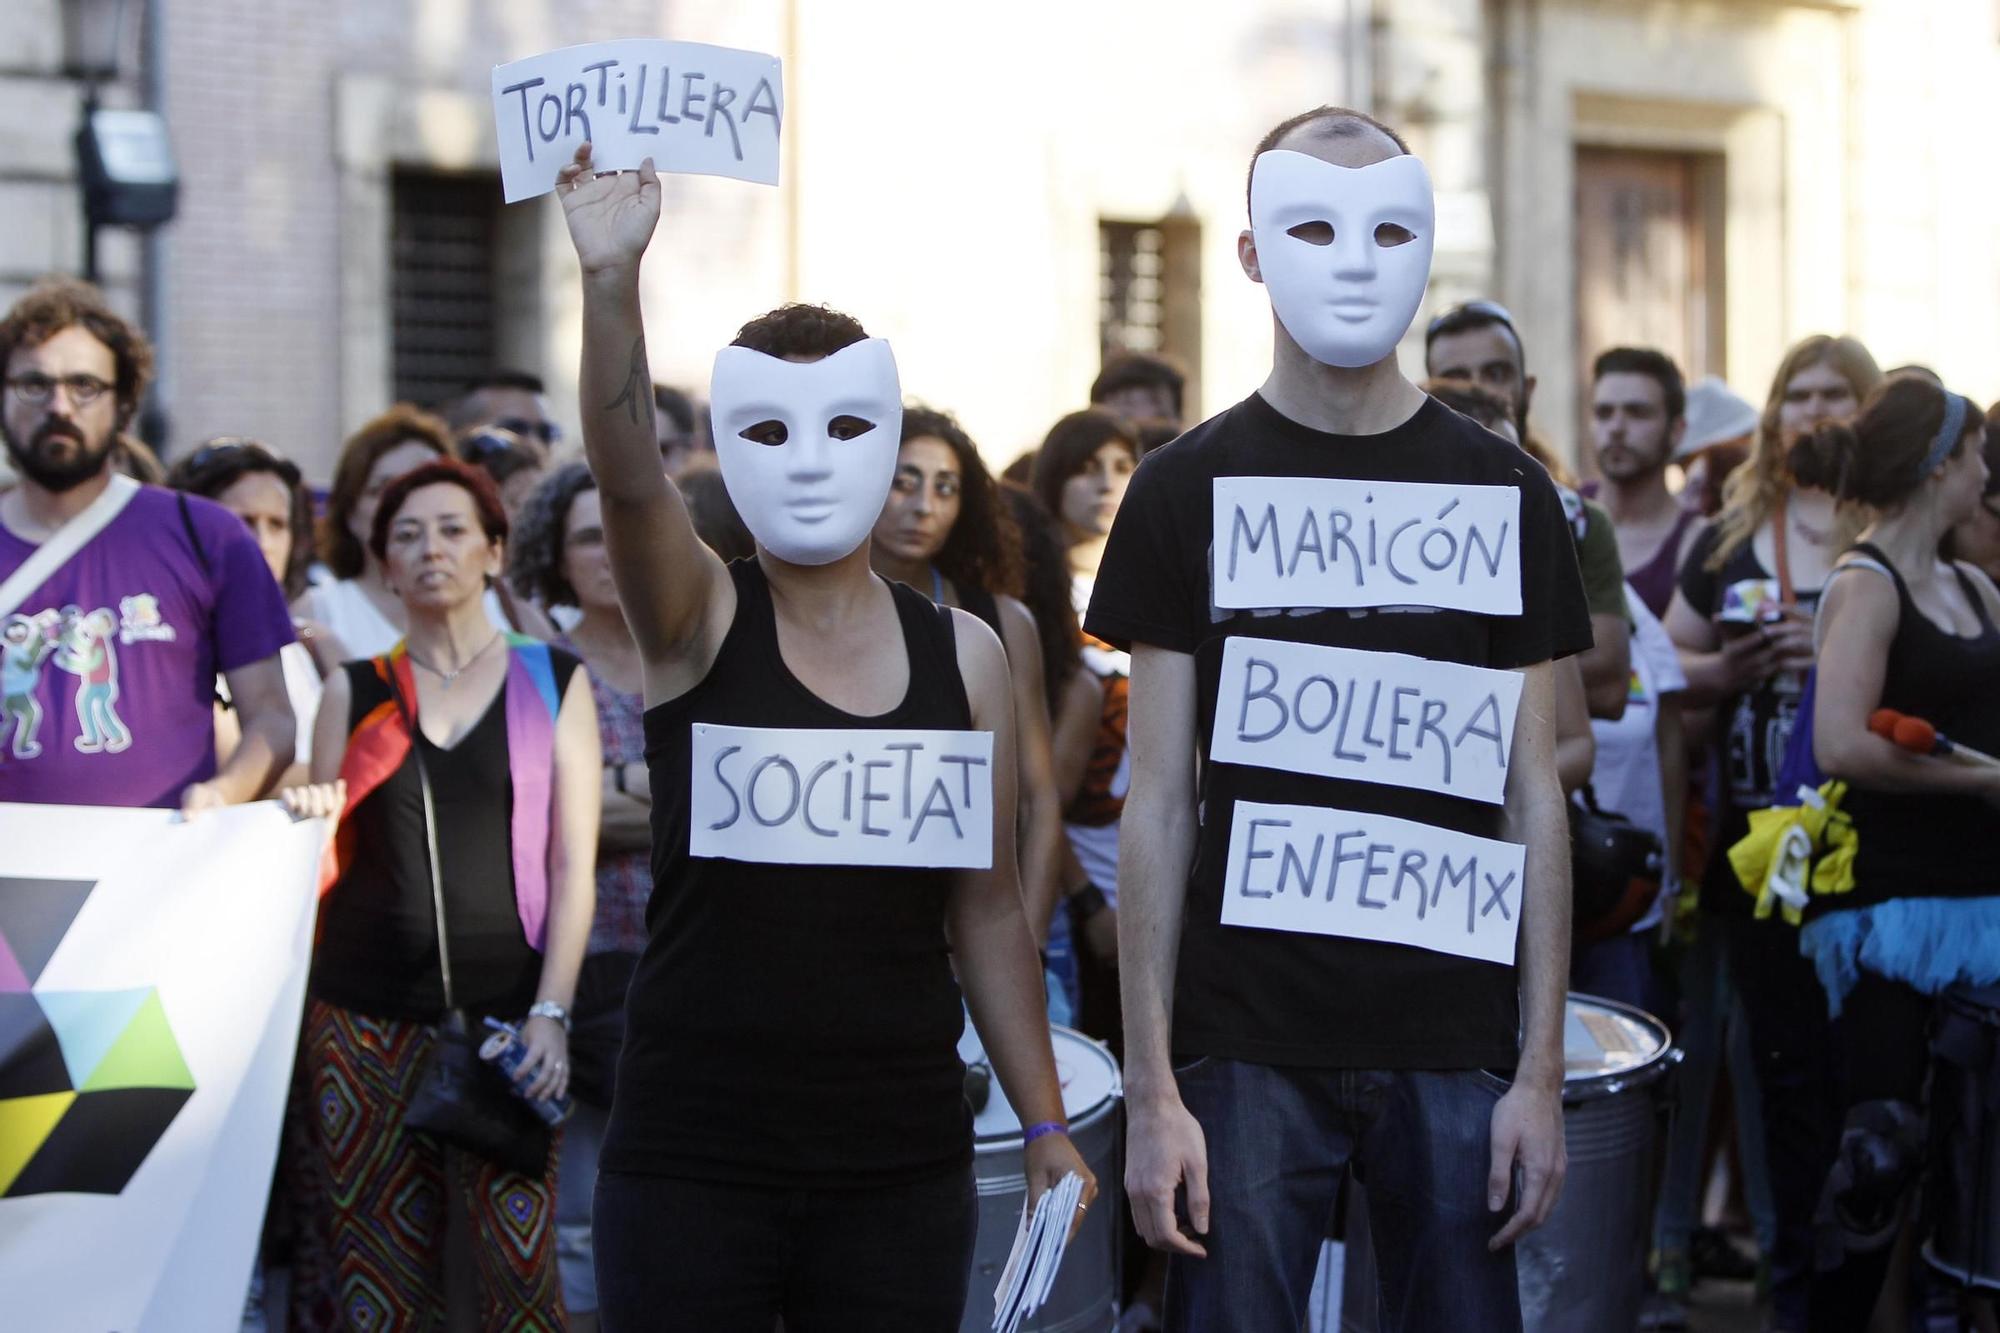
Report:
323,634,561,951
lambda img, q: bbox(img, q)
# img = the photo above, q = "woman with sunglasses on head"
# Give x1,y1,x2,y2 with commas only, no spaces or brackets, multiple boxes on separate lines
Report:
869,406,1067,956
461,425,553,523
298,406,548,657
507,461,652,1324
169,436,347,790
282,458,597,1327
1789,376,2000,1330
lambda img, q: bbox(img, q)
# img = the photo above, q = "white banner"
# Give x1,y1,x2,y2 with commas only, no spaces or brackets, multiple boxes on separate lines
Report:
493,39,784,202
1219,799,1524,964
1211,636,1522,805
691,724,995,868
0,802,325,1331
1211,476,1520,613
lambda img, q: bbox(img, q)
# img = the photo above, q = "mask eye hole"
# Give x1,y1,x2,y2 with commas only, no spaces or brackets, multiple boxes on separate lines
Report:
739,419,789,447
1286,221,1335,246
1374,222,1416,248
827,415,877,441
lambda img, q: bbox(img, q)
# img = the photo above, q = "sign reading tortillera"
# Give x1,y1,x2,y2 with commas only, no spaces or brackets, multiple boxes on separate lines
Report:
690,724,995,868
1211,636,1523,805
1212,476,1520,613
0,802,325,1331
1220,799,1525,965
492,39,784,202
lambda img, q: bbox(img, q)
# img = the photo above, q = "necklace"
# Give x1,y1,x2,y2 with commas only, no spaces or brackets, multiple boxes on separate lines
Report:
407,632,502,689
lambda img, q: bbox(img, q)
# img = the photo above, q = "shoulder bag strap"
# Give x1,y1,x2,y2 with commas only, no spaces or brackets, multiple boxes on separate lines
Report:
384,662,456,1012
0,474,141,620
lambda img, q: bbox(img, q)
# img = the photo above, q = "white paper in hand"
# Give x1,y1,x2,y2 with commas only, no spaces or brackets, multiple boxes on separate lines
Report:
992,1171,1085,1333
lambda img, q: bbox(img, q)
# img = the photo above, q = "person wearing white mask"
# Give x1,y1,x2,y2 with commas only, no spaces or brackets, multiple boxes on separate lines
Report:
1087,108,1591,1330
549,144,1093,1331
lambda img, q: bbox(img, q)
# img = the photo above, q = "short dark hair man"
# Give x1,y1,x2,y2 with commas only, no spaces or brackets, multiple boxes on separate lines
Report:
1090,352,1186,430
449,369,562,447
1426,301,1633,719
0,279,295,812
1088,108,1587,1329
1589,346,1700,618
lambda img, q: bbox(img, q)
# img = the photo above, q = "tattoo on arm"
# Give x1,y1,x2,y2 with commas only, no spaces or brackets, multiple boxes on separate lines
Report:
604,336,653,429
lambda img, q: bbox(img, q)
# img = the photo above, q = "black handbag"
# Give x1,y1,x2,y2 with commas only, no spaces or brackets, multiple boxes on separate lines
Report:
389,669,551,1179
1569,783,1665,943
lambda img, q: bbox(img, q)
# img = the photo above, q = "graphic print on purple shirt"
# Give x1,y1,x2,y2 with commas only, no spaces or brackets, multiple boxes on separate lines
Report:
0,487,296,808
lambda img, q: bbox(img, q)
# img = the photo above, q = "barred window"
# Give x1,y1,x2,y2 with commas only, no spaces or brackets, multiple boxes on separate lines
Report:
390,170,501,410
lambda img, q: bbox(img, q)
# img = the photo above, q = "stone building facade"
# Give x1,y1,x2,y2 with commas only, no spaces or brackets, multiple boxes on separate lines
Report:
4,0,1997,477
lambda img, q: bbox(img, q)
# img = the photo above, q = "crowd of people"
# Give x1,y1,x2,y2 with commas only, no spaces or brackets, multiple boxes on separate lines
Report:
2,102,1996,1333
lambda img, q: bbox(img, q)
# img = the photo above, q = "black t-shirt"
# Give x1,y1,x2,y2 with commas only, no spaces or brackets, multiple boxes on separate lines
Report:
601,560,973,1188
1675,523,1819,916
1084,392,1592,1069
313,651,581,1023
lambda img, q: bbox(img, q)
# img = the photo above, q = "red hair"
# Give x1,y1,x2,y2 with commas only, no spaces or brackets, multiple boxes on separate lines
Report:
368,457,508,563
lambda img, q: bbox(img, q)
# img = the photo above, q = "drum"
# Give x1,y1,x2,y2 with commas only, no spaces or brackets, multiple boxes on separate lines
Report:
1923,983,2000,1291
1330,994,1677,1333
958,1022,1123,1333
1514,995,1678,1332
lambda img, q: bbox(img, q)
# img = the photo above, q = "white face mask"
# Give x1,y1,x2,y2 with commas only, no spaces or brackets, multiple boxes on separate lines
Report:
709,338,903,566
1249,149,1436,369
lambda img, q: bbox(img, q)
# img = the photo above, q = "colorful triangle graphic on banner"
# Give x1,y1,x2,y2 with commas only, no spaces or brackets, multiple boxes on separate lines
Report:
0,933,28,993
0,878,96,986
82,991,193,1092
0,1091,76,1194
38,988,152,1088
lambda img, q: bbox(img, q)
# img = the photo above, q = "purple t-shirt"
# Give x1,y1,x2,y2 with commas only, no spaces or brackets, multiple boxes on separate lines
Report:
0,485,297,808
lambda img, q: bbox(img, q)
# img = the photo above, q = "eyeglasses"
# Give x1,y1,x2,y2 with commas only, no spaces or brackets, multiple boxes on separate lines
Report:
6,373,115,407
461,430,519,461
495,416,561,446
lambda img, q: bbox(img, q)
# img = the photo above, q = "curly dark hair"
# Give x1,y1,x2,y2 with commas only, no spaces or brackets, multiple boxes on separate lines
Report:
730,303,869,359
900,405,1024,600
0,278,155,430
507,462,597,609
1001,483,1082,715
167,437,314,599
368,457,508,565
323,404,456,578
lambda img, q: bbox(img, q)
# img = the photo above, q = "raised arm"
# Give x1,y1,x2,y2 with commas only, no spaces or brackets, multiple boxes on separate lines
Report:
557,144,733,702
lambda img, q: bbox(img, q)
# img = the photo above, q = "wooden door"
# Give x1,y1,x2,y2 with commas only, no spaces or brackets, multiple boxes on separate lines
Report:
1573,147,1721,475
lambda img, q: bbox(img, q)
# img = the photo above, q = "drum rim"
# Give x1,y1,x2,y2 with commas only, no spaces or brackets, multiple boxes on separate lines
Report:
1562,992,1676,1103
971,1026,1123,1147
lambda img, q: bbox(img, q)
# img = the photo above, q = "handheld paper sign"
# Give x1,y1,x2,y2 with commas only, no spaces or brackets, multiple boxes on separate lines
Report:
709,339,903,567
492,39,784,202
1249,150,1436,369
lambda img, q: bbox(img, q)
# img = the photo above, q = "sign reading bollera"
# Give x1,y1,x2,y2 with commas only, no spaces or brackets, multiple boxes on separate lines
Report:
492,39,784,202
691,724,996,868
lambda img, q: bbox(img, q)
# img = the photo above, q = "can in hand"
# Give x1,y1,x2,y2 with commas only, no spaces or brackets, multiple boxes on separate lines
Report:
480,1017,573,1125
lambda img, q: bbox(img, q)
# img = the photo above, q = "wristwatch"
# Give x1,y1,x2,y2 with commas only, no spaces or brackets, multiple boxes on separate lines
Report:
527,1000,572,1034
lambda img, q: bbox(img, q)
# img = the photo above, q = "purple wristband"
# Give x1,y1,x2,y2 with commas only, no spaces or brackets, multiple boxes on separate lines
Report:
1022,1120,1069,1145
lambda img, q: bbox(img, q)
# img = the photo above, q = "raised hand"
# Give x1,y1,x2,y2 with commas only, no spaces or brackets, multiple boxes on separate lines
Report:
556,142,661,277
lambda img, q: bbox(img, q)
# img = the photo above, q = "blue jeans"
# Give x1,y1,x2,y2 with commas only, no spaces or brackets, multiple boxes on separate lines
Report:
1165,1058,1521,1332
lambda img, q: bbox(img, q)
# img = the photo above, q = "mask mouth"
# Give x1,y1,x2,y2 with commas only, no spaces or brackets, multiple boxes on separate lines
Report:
1326,295,1381,322
784,496,839,523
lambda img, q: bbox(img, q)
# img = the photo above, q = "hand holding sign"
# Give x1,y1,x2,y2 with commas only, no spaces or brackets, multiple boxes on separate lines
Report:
557,143,661,277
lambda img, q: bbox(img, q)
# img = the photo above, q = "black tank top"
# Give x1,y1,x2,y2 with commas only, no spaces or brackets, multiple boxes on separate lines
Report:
957,581,1005,643
601,559,975,1188
312,654,578,1022
1825,544,2000,914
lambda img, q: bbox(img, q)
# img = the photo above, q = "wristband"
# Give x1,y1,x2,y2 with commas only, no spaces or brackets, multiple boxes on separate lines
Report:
1022,1120,1068,1145
527,1000,572,1034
